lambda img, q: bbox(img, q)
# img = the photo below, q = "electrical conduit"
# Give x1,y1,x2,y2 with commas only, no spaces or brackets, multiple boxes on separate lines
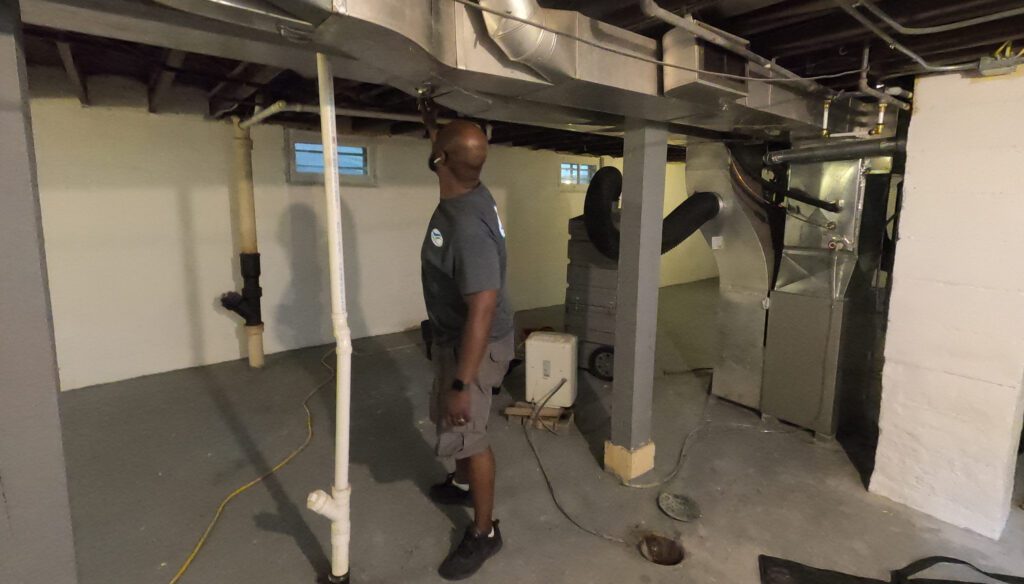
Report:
305,52,353,584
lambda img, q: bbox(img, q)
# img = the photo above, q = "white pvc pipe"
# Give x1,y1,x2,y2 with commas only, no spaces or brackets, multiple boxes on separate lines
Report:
238,99,290,129
243,101,454,125
231,118,265,368
306,52,352,584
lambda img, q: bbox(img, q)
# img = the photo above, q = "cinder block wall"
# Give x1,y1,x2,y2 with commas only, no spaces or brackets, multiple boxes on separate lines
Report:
870,71,1024,539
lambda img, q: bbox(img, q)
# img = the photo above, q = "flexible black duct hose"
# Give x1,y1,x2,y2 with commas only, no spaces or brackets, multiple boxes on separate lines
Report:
660,192,721,253
582,166,720,260
582,167,622,259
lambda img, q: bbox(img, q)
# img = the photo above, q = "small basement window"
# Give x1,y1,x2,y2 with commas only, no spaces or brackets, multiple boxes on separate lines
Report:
287,130,375,186
560,161,598,189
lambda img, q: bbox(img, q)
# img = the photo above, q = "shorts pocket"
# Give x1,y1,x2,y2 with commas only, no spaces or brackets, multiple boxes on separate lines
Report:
488,334,515,363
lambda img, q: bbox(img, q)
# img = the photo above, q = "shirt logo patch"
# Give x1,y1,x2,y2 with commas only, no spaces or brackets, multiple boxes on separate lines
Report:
494,206,506,238
430,228,444,247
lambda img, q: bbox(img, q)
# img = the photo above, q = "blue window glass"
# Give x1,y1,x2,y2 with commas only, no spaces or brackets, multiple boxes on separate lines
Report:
560,162,597,186
294,143,368,176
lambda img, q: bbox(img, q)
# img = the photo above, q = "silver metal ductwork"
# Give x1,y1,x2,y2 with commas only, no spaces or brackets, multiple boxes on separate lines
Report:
761,154,894,436
78,0,868,139
686,143,777,409
151,0,329,37
478,0,574,82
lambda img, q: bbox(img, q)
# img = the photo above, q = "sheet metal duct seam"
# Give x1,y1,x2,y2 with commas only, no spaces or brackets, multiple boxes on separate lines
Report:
478,0,574,81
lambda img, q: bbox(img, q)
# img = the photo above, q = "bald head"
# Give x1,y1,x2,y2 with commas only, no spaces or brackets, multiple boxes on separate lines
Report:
433,120,488,185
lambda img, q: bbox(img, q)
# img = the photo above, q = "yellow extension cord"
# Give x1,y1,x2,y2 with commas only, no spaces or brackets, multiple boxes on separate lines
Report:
168,348,336,584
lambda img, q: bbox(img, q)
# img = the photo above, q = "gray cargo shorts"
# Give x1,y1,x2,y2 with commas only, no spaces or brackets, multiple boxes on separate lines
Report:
429,333,515,460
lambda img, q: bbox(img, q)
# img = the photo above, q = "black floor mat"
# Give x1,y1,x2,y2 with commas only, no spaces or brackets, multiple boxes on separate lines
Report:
760,555,1024,584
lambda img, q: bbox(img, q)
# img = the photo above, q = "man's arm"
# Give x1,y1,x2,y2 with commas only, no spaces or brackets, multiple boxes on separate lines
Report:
446,289,497,427
419,96,439,143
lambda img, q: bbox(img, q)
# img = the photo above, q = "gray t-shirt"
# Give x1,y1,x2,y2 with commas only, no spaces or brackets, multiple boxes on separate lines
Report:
421,183,513,345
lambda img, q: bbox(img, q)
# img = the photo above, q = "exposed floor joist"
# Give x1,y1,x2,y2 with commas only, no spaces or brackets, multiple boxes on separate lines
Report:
147,48,184,113
208,64,285,117
55,40,88,105
206,60,248,99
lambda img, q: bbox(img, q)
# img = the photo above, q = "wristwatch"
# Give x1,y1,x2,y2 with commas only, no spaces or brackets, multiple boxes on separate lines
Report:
451,379,466,392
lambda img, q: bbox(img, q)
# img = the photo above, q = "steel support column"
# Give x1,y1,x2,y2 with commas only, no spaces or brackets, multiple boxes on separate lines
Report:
0,1,78,582
605,120,667,480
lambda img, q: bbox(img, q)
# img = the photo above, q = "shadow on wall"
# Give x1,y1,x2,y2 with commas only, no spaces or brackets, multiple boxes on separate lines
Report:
176,188,206,364
223,138,249,357
176,187,239,363
177,188,330,573
275,202,330,348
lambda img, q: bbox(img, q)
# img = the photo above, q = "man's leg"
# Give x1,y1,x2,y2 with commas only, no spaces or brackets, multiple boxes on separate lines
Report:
466,447,495,534
454,457,470,484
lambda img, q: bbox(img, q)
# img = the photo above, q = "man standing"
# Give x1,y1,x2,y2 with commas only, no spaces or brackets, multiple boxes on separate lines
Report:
420,101,514,580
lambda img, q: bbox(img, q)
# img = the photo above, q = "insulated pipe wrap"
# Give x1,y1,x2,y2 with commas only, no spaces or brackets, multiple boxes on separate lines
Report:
583,166,720,260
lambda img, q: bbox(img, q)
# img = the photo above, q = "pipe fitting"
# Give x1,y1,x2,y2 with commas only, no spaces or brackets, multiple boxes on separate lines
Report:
220,253,263,326
307,487,350,523
478,0,573,82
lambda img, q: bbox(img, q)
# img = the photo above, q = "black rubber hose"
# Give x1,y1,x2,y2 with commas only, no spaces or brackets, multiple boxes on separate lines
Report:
764,182,842,213
582,167,720,260
660,192,721,253
582,167,622,259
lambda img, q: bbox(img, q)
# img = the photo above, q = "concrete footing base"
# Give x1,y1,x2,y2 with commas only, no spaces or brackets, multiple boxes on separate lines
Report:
604,440,656,482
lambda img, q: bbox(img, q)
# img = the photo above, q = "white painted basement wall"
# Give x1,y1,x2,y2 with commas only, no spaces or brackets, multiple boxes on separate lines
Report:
870,71,1024,539
31,74,716,390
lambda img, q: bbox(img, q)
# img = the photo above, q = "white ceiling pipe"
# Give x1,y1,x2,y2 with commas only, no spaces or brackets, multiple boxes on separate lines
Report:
238,99,290,129
305,52,353,584
241,101,455,128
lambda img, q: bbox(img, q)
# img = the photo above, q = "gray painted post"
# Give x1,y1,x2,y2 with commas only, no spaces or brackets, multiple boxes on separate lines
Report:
610,121,667,450
0,2,79,582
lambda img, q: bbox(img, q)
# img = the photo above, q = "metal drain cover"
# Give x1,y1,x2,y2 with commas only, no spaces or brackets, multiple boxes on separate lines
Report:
657,491,701,522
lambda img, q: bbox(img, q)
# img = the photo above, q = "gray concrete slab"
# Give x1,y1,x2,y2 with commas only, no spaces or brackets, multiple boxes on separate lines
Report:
60,280,1023,584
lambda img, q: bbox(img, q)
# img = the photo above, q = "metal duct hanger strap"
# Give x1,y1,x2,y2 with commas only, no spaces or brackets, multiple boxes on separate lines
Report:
582,166,721,260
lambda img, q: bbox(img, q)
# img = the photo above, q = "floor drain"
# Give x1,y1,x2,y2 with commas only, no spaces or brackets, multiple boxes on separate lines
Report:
658,491,701,522
638,532,685,566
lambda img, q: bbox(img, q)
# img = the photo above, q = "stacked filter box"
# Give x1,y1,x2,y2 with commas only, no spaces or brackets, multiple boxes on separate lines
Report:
564,216,617,371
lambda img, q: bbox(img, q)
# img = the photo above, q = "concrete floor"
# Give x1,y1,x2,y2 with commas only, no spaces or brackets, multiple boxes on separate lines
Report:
60,279,1024,584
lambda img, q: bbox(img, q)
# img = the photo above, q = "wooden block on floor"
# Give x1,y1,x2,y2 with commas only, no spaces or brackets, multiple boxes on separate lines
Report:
503,401,575,434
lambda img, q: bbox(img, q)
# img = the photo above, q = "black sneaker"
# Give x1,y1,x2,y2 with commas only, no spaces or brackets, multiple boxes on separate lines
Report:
429,473,473,507
438,522,503,581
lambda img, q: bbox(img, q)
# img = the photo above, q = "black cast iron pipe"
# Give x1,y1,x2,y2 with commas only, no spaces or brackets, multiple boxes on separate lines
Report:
220,252,263,326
